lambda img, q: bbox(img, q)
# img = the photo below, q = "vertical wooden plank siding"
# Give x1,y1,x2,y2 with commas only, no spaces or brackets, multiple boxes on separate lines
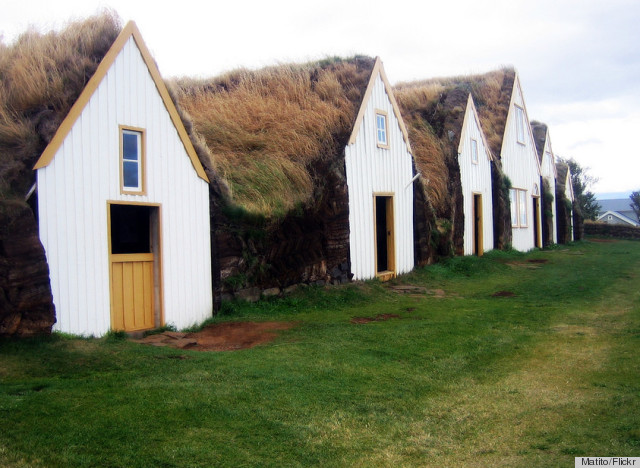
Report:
541,135,558,244
345,74,414,280
37,37,213,336
500,76,542,252
458,99,494,256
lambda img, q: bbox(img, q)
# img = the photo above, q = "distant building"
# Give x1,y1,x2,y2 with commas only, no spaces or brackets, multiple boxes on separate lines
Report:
596,199,639,227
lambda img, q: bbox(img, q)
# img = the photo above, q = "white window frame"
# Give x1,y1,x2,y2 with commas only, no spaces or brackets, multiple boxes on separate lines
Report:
375,110,389,149
470,138,479,164
515,105,525,144
510,188,528,228
120,126,146,195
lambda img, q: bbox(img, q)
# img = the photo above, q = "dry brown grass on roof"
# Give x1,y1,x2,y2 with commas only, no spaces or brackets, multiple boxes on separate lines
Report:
0,11,121,198
397,67,514,158
172,57,375,218
395,84,457,216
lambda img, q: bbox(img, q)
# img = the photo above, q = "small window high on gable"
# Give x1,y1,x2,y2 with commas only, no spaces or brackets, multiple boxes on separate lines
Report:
375,110,389,149
515,105,525,144
120,126,145,195
471,138,479,164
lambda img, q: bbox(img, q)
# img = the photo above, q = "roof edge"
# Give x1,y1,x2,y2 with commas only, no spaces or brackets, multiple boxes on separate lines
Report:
33,21,209,183
347,57,412,153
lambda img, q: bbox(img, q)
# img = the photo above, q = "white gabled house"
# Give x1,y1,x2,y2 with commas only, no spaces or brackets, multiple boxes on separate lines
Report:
555,161,575,242
458,94,495,256
501,73,543,251
532,122,558,245
344,58,415,281
34,22,213,336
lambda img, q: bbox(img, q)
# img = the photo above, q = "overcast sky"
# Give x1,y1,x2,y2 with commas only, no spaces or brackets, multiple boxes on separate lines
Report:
2,0,638,196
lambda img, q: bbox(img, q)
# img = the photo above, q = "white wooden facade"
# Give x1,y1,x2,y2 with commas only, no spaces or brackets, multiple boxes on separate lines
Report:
500,74,542,251
539,130,558,244
34,23,213,336
458,95,494,255
564,166,575,241
345,59,414,280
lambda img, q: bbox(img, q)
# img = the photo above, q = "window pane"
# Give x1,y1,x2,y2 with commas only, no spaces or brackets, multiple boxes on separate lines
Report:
510,189,518,226
376,114,387,145
471,139,478,163
516,107,525,143
519,190,527,226
123,132,139,161
123,160,139,188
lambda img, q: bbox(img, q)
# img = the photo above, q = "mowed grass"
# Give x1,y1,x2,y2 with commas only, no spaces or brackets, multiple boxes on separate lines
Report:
1,240,639,467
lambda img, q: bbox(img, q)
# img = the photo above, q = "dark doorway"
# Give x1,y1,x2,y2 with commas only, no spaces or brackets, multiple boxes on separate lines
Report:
473,194,483,256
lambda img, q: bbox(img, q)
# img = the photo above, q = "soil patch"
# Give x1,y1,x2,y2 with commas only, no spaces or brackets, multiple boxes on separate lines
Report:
527,259,548,264
133,322,297,351
351,314,401,324
389,285,455,298
589,238,619,243
492,291,516,297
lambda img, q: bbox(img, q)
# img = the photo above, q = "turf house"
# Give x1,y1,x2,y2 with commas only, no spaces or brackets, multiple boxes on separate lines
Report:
395,85,495,257
172,55,420,298
1,15,215,336
531,121,558,246
555,161,576,243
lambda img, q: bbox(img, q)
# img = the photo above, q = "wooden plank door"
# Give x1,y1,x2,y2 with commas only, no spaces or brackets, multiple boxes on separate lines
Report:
111,253,154,331
109,204,159,332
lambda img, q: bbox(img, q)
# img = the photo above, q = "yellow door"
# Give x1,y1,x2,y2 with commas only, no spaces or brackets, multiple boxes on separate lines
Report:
111,253,155,331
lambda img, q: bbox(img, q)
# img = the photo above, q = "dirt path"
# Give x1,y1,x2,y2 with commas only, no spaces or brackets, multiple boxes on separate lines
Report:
133,321,297,351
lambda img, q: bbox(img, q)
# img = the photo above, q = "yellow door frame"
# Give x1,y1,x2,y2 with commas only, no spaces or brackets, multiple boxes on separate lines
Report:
373,193,396,281
472,192,484,256
107,200,163,332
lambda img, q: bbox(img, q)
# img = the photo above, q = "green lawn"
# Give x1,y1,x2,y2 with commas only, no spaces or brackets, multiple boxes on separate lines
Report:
1,240,639,467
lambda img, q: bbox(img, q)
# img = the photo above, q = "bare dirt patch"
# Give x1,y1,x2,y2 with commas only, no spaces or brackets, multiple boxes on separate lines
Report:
589,238,619,243
527,259,548,264
133,322,298,351
492,291,516,297
388,284,457,298
350,314,401,324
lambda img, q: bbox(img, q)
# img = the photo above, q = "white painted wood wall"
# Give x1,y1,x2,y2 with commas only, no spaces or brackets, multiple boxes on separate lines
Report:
540,134,558,244
564,168,575,241
500,75,542,252
345,74,414,280
37,37,213,336
458,96,494,255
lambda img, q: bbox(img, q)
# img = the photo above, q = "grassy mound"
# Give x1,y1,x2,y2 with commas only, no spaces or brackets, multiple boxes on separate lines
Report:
171,56,375,219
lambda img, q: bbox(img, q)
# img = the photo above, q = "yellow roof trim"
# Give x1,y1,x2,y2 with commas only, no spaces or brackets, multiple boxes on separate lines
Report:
33,21,209,183
347,57,412,153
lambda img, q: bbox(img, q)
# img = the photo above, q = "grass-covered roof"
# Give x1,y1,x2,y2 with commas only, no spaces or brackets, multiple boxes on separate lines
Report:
170,56,376,218
0,11,122,199
530,120,548,163
394,67,514,215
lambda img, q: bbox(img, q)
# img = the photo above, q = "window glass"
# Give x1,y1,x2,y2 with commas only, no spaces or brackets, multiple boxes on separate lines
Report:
510,189,518,226
518,190,527,226
121,129,142,191
471,138,478,163
376,113,388,146
515,106,525,143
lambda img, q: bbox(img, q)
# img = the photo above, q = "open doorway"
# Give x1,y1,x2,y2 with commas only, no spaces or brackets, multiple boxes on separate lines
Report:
374,194,395,281
532,197,541,248
473,193,484,256
108,203,161,332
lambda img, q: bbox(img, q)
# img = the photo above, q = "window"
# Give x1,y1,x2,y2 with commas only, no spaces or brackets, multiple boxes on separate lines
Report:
515,105,525,144
470,138,479,164
510,188,528,227
120,126,145,194
375,110,389,148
